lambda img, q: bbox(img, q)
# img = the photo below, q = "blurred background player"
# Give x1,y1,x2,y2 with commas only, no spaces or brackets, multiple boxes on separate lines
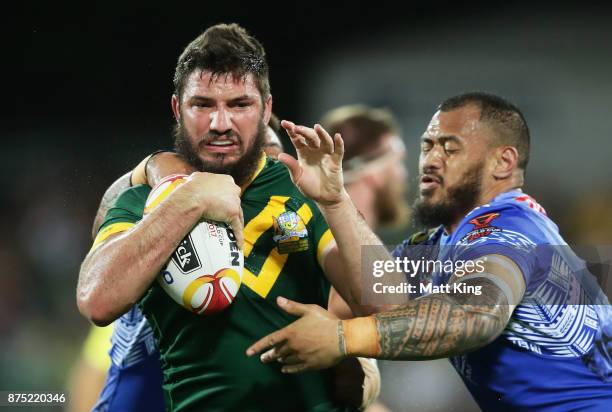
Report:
321,105,409,412
320,105,409,230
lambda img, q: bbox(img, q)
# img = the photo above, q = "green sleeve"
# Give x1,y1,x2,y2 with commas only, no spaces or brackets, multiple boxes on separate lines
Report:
92,185,151,248
98,185,150,231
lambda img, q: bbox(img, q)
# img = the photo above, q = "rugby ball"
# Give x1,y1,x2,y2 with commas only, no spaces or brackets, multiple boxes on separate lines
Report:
144,174,244,315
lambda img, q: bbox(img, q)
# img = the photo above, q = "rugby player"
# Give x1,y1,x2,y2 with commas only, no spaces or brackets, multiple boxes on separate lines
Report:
67,118,286,412
248,92,612,411
77,23,384,411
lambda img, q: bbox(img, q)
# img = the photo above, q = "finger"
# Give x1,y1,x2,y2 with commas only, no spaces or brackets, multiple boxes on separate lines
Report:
277,154,303,184
314,124,334,154
281,363,310,374
260,344,294,363
276,296,311,317
277,353,302,365
246,329,288,356
280,119,295,133
333,133,345,160
295,125,321,149
282,120,308,149
229,212,244,250
260,347,279,363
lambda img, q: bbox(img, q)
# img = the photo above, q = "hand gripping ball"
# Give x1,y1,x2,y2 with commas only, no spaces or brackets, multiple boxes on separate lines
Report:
144,174,244,315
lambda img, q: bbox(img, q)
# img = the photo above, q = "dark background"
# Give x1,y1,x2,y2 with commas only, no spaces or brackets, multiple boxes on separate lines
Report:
3,2,612,411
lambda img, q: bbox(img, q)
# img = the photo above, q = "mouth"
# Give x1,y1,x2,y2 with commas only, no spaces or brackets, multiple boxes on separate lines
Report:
203,136,240,154
419,174,442,193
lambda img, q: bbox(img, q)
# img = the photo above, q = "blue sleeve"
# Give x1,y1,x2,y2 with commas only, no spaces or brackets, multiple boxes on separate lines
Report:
391,238,411,258
451,205,542,287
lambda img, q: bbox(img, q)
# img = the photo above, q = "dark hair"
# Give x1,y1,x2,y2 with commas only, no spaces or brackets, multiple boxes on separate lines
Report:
320,105,400,161
173,23,270,101
439,92,530,170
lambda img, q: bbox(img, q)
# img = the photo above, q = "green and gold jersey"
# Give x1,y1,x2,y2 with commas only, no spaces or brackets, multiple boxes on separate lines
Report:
97,156,353,412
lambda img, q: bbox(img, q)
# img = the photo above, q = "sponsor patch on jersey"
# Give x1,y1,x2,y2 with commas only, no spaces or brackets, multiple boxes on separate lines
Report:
461,212,502,243
273,211,309,254
171,234,202,273
469,212,500,228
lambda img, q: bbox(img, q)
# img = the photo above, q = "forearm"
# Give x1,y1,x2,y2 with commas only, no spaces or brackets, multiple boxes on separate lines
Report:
342,278,509,360
78,184,202,325
320,191,388,314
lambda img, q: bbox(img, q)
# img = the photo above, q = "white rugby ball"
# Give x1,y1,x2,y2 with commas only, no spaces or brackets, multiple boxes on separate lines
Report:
144,174,243,315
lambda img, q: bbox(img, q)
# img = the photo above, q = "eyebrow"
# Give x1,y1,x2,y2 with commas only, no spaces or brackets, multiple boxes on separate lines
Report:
187,94,256,103
189,94,256,101
421,135,463,144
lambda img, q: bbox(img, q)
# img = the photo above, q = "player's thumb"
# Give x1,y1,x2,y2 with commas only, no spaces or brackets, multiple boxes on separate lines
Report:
278,154,303,184
277,296,309,317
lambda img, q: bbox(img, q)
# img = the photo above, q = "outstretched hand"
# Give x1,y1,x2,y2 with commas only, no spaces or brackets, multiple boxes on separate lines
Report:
278,121,346,207
246,296,346,373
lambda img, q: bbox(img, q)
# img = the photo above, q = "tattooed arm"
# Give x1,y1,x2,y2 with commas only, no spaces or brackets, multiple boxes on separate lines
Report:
369,254,525,360
367,277,510,360
247,254,525,372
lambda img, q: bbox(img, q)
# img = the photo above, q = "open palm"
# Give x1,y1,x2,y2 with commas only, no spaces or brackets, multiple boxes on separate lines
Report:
278,120,345,206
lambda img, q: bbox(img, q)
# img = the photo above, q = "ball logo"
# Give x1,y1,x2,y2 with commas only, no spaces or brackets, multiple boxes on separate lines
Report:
171,235,202,274
182,268,241,315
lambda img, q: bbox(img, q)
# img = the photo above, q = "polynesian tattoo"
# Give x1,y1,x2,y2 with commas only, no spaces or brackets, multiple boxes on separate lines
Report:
374,277,510,360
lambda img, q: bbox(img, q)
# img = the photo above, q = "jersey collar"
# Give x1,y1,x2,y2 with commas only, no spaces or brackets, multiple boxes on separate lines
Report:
240,151,268,196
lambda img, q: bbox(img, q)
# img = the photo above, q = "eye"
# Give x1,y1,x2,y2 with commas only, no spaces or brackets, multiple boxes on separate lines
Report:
443,142,458,154
231,100,252,108
193,101,213,108
421,141,432,152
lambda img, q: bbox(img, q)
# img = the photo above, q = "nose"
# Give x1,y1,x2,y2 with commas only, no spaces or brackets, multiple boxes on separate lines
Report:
420,147,443,174
210,106,232,133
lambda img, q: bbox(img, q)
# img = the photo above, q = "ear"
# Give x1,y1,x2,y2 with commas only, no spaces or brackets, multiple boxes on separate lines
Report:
492,146,519,180
171,94,181,123
263,95,272,125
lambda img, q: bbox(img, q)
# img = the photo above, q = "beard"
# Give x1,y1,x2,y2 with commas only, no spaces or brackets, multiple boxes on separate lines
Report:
375,181,410,228
173,118,266,186
413,162,484,229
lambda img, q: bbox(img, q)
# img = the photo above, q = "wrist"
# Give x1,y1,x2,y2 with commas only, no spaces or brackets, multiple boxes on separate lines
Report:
318,190,352,215
341,317,380,357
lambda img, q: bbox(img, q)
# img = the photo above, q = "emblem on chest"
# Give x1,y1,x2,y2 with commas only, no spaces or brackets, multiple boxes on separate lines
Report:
272,211,309,254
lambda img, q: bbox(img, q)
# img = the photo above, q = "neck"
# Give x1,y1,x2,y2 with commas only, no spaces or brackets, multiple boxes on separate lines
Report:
443,180,522,235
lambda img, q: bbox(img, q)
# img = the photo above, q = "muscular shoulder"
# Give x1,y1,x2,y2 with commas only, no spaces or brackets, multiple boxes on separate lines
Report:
453,192,551,247
99,184,151,231
112,185,151,215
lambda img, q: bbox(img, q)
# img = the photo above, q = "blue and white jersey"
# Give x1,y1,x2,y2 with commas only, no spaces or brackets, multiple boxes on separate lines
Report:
394,190,612,411
108,305,157,368
93,306,164,412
